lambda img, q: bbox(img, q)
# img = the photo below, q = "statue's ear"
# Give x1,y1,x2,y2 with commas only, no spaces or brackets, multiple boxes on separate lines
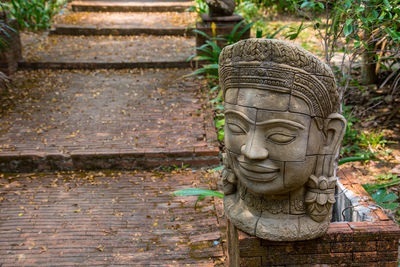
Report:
321,113,346,155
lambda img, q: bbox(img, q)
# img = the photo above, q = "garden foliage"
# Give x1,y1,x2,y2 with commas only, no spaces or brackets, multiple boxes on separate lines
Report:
5,0,66,31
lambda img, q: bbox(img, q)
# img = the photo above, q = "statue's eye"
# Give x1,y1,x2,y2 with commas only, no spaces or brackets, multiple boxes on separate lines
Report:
267,133,296,144
227,123,246,134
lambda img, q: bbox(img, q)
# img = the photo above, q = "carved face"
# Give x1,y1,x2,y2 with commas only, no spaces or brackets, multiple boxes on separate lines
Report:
224,88,324,195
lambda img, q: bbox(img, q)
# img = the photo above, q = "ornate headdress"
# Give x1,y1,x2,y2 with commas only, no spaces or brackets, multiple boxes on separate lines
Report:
219,39,339,118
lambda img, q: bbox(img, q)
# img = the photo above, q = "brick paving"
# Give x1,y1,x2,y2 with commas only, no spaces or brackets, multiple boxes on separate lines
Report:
54,12,196,28
51,12,195,36
21,34,195,63
0,170,225,266
1,1,225,266
0,69,218,172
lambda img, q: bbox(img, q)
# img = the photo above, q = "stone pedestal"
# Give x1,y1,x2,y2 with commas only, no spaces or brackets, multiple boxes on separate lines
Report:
0,19,22,75
226,169,400,266
195,13,250,59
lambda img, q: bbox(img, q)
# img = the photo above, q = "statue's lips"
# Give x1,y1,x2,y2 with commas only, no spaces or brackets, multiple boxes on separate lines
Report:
238,162,279,182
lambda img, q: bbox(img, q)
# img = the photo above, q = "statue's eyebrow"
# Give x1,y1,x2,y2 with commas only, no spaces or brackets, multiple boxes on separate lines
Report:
225,110,255,124
256,119,305,130
225,110,305,130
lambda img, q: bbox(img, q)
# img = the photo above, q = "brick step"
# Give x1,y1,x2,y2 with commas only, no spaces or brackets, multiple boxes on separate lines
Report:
71,0,193,12
21,33,195,68
18,61,191,70
0,150,219,172
0,68,218,173
52,12,195,36
51,25,194,36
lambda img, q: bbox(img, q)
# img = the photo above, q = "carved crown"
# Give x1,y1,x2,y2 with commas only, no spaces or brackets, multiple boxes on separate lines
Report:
219,39,340,118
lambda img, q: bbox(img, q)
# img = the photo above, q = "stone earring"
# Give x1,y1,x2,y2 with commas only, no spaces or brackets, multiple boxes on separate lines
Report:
305,174,336,222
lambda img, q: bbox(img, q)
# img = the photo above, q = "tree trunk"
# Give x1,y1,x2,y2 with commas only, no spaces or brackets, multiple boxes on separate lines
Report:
361,32,378,85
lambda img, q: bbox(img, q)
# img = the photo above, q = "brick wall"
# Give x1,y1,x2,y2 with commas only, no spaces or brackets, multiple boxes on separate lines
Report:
227,168,400,266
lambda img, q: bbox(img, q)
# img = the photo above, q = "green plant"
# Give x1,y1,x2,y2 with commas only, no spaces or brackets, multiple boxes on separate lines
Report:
0,21,13,52
235,0,259,23
5,0,66,31
359,130,388,153
290,0,400,102
363,176,400,192
256,0,296,14
341,105,361,155
369,189,399,210
187,0,209,14
187,21,253,142
375,173,398,181
363,173,400,211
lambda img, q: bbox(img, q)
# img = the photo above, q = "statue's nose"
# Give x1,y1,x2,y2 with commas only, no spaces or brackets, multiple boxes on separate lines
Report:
241,131,268,160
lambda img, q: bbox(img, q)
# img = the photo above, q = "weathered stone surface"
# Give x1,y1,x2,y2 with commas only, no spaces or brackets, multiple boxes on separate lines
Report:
205,0,235,17
219,39,346,241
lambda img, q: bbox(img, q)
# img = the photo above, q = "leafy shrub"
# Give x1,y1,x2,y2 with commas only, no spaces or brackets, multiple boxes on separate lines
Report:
188,21,253,141
187,0,209,14
5,0,66,31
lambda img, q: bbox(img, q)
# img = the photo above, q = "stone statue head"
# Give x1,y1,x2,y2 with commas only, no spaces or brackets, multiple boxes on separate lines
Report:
219,39,346,241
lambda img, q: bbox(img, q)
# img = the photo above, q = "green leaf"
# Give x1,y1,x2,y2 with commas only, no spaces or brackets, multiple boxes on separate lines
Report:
363,178,400,192
195,195,206,209
233,22,254,43
172,188,224,198
212,165,224,171
345,18,353,25
381,202,398,210
209,85,220,93
382,192,398,202
256,29,262,38
215,118,225,128
338,156,379,165
193,29,211,40
343,24,353,36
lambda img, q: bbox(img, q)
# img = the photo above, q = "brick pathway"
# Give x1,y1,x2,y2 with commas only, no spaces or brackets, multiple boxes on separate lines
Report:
0,170,224,266
22,34,195,63
0,0,220,172
1,69,218,172
1,1,225,266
